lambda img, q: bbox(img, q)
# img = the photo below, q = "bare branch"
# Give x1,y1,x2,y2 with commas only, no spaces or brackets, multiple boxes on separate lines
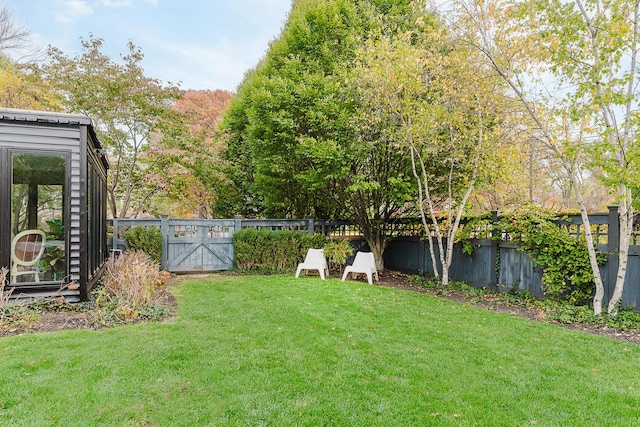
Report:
0,5,30,52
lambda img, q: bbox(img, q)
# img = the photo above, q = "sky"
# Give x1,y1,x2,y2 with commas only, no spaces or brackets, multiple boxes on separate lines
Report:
7,0,292,91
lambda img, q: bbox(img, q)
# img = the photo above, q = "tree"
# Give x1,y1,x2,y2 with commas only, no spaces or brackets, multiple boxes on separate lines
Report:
349,13,517,284
0,5,29,53
147,89,233,218
221,0,418,269
448,0,640,314
39,36,185,218
176,89,232,133
0,5,59,110
0,55,61,110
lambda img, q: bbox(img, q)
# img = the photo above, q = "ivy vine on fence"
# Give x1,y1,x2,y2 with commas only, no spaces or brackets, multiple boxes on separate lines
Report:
459,206,605,306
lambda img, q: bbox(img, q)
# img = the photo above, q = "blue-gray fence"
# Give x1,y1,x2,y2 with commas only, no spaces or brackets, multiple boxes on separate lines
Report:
108,206,640,310
384,207,640,310
109,216,365,272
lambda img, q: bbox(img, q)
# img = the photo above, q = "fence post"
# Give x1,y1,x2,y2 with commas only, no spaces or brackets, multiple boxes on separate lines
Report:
161,215,169,270
489,210,499,290
112,218,119,253
307,217,315,235
606,205,620,306
234,215,243,233
419,236,425,275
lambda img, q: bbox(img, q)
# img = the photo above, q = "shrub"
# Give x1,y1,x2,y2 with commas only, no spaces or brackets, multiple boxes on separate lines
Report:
93,250,172,323
323,239,354,271
233,229,327,272
124,226,163,263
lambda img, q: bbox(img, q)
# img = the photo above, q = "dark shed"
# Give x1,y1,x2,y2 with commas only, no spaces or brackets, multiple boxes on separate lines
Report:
0,108,109,302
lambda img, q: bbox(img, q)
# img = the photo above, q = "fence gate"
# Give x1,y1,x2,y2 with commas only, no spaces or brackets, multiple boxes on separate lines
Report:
164,219,235,272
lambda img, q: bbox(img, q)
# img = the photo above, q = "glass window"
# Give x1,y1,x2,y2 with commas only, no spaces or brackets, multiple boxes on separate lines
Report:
11,153,66,283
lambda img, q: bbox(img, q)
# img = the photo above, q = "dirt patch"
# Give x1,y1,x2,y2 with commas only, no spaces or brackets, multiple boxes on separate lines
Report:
0,286,177,338
31,311,93,333
0,310,94,337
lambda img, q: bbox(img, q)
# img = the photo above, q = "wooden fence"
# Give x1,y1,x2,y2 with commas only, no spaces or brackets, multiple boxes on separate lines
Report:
109,216,368,272
108,206,640,310
384,207,640,310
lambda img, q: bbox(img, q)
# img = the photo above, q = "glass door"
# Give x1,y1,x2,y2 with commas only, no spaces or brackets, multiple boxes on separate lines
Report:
11,152,66,283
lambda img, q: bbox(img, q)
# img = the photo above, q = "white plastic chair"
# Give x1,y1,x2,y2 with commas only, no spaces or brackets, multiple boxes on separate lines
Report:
341,251,379,285
11,229,46,283
295,248,329,280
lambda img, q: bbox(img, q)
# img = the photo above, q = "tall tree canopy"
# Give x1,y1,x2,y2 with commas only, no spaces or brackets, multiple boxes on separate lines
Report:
349,12,518,284
0,4,59,110
221,0,419,268
0,55,60,110
148,89,234,218
449,0,640,314
39,36,185,218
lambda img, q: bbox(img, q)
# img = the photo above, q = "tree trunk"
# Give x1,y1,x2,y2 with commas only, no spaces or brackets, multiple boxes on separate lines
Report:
568,175,605,315
608,189,633,315
409,146,440,279
365,235,386,272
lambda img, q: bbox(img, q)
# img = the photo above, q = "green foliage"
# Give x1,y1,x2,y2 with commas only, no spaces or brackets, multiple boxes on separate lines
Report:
410,274,640,332
40,35,185,217
0,304,39,333
0,55,63,110
496,206,603,305
410,274,539,307
323,238,354,269
456,214,494,255
221,0,422,269
45,218,64,240
232,229,327,271
39,219,66,280
544,303,640,331
124,226,163,263
221,0,419,220
456,207,606,305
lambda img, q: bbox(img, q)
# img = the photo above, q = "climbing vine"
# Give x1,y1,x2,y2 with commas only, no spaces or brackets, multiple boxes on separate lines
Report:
498,206,604,305
459,206,604,306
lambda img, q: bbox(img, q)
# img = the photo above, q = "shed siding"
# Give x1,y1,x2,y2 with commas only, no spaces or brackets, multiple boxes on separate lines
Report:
0,121,83,283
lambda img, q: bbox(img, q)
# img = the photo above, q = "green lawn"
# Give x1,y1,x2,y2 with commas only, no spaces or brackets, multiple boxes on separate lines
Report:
1,274,639,426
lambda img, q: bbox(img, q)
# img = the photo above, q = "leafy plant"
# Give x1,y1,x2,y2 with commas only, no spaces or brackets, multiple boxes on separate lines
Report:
124,226,163,263
0,267,43,332
39,219,66,280
495,205,605,305
323,239,354,272
39,246,65,280
456,214,494,255
45,219,64,240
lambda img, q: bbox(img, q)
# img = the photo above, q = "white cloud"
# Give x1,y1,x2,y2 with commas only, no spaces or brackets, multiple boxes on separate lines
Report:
101,0,133,7
99,0,157,6
143,37,250,90
55,0,94,24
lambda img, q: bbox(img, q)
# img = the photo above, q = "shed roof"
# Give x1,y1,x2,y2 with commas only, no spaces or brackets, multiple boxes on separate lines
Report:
0,108,108,169
0,108,94,126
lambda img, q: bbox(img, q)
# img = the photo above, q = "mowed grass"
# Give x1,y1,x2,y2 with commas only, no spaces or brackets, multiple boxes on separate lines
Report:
1,274,640,426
